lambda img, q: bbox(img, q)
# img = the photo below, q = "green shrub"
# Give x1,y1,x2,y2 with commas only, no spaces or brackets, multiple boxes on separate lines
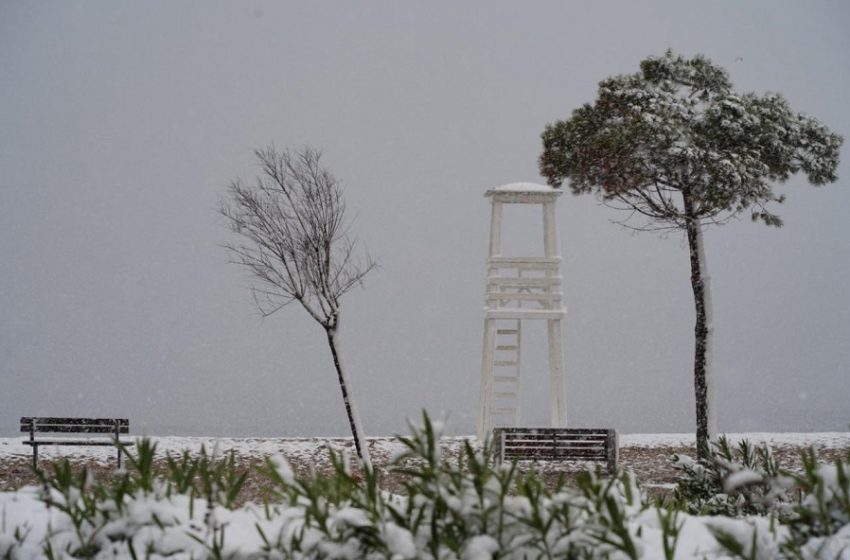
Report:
781,449,850,557
3,415,848,559
670,436,792,517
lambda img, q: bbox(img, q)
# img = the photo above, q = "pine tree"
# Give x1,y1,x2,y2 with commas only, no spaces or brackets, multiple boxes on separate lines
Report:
539,51,842,457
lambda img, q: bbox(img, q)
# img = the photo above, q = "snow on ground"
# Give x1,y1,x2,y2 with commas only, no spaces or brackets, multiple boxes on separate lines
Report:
620,431,850,448
1,432,848,558
2,432,847,464
1,436,413,464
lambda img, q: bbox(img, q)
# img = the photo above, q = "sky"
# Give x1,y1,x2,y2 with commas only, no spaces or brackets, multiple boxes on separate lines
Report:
1,1,848,438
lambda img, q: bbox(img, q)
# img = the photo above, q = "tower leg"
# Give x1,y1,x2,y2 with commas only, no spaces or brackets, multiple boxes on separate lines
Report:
477,318,497,441
547,319,567,427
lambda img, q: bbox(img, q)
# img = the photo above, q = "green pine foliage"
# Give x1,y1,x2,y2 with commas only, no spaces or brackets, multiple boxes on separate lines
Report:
539,50,842,228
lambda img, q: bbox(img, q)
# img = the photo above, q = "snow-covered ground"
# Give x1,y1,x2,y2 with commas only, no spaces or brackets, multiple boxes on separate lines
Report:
619,432,850,448
1,435,413,464
3,432,848,464
1,432,849,558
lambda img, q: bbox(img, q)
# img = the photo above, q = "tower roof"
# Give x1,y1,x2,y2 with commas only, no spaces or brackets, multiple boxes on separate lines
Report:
492,182,557,193
485,182,562,202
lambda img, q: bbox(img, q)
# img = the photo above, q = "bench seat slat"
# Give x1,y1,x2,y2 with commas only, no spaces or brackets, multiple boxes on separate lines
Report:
504,448,606,456
23,440,136,447
505,443,605,448
502,433,610,438
504,438,607,445
504,447,606,455
498,427,610,434
505,454,606,460
504,435,608,443
21,417,128,426
504,450,606,456
504,448,606,455
25,426,129,434
505,448,606,454
505,446,606,452
503,437,609,443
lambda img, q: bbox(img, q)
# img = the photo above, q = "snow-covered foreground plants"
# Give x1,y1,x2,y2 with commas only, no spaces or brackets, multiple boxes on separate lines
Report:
1,416,849,559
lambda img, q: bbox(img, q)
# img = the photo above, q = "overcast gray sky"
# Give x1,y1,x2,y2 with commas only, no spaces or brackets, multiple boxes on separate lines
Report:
1,1,848,437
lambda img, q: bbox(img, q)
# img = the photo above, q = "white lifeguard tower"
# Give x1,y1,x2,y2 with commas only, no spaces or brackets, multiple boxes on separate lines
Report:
477,182,567,441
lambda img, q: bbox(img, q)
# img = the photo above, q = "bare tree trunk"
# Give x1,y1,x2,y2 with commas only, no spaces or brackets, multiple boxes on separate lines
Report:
325,325,372,469
683,194,716,459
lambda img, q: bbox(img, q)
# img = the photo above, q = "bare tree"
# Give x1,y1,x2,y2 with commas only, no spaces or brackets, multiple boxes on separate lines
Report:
220,146,376,466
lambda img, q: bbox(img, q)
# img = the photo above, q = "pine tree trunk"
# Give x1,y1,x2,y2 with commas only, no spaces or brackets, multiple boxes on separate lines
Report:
683,195,716,459
325,325,372,469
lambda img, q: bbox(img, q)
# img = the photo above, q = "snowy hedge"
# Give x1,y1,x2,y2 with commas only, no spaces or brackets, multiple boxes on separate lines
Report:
1,416,849,559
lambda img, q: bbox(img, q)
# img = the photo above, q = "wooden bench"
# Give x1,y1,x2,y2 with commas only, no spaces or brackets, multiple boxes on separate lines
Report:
493,427,618,473
21,417,133,470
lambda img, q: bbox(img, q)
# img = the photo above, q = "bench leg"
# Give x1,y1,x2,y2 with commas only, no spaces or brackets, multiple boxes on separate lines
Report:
606,431,619,474
113,425,122,469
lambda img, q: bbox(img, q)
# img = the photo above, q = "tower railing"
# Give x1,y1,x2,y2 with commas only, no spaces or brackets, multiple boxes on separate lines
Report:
486,257,563,312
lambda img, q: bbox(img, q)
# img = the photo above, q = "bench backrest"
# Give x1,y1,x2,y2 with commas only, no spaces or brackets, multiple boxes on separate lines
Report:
493,427,617,467
21,417,129,435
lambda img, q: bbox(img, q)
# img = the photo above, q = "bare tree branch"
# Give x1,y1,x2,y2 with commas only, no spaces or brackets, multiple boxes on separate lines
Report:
220,146,376,465
220,147,375,330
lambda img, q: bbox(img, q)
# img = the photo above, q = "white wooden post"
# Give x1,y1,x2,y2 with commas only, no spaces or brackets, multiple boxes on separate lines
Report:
477,319,497,441
542,200,558,258
478,199,503,441
547,318,567,427
543,198,567,428
489,201,503,257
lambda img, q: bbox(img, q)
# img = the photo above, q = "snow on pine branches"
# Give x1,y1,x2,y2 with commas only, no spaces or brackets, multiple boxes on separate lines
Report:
538,51,842,458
